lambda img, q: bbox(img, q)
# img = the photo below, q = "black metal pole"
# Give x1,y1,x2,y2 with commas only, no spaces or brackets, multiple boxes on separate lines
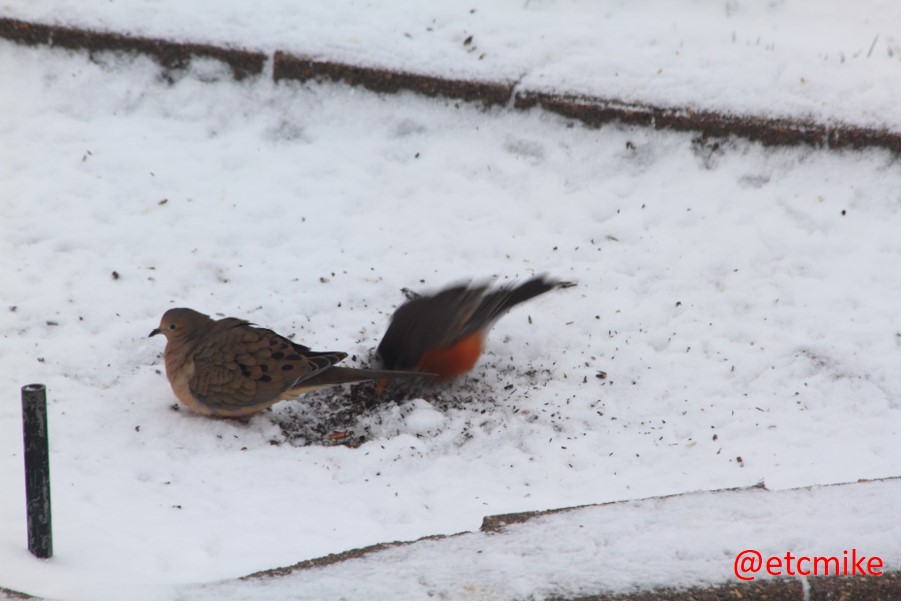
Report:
21,384,52,559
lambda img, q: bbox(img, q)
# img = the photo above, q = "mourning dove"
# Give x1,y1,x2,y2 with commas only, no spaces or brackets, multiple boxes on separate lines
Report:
149,308,434,417
377,275,576,380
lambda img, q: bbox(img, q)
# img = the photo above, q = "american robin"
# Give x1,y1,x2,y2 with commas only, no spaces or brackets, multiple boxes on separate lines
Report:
377,276,575,380
149,308,434,417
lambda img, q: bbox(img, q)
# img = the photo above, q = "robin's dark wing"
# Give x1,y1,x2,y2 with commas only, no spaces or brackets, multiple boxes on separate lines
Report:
377,284,483,369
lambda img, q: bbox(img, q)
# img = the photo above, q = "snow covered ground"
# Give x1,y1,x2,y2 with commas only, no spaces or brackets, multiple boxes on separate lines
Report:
0,0,900,600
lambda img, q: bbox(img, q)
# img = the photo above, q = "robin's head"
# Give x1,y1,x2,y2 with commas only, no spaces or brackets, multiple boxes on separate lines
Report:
149,308,214,341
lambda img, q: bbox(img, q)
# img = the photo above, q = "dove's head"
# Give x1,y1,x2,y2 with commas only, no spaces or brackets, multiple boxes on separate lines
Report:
149,308,214,341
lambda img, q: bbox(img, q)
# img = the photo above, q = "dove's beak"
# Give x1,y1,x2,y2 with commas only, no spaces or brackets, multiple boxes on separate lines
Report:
149,328,162,338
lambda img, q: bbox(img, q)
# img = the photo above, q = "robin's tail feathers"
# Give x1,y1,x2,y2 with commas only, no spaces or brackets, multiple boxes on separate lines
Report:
496,275,575,312
474,275,576,326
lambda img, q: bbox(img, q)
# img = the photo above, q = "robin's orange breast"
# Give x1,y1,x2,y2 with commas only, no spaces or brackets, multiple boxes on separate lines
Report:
416,331,485,380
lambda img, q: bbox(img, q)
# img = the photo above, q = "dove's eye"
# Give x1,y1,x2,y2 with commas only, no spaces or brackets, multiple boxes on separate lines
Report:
169,323,177,330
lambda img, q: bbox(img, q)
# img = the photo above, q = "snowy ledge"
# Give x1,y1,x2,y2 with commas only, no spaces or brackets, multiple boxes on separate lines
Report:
181,477,899,600
0,16,899,154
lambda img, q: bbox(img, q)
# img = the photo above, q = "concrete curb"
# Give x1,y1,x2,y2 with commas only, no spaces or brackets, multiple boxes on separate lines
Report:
273,51,514,105
511,90,899,152
0,16,899,154
570,572,901,601
0,17,265,80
